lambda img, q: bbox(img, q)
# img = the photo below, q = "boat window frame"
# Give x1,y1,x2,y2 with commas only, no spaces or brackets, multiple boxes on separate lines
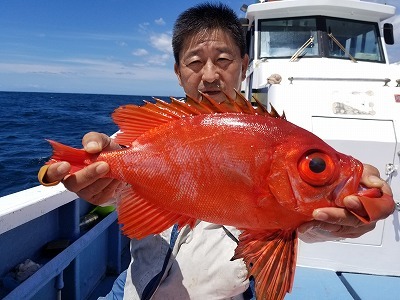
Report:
245,21,255,63
257,16,321,60
256,15,386,63
323,16,385,63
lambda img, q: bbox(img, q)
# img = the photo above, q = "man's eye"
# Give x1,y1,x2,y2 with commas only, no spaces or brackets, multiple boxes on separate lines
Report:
217,57,232,67
188,60,202,66
185,60,203,69
184,57,202,65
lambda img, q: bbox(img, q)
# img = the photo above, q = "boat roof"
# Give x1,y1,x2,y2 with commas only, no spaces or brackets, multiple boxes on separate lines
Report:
246,0,396,23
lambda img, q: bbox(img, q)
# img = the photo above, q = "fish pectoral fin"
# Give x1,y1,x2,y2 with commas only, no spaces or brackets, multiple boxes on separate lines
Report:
233,229,298,300
118,188,196,239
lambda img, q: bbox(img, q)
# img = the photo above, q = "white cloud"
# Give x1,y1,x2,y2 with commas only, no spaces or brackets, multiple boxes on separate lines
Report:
149,33,172,54
0,58,176,82
117,41,128,47
132,48,149,56
155,18,166,26
0,62,180,95
138,22,150,32
0,62,76,75
147,54,170,66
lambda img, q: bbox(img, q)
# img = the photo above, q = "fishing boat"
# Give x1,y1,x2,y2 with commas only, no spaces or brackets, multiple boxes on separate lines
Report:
0,0,399,299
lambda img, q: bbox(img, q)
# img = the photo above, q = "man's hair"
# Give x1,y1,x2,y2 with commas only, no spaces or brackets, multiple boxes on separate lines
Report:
172,2,246,64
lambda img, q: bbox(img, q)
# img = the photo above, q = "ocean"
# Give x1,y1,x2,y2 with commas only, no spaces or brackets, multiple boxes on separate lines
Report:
0,91,173,197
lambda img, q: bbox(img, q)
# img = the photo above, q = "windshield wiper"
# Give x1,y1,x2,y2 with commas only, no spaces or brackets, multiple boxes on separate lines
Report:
328,33,357,63
290,36,314,62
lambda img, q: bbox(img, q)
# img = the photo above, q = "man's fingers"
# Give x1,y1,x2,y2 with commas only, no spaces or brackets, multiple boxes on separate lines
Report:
298,219,377,243
313,207,364,227
61,160,123,206
39,132,123,205
84,180,124,206
82,132,121,153
362,164,380,178
45,162,71,183
62,161,123,206
82,132,111,153
360,164,391,193
62,162,110,192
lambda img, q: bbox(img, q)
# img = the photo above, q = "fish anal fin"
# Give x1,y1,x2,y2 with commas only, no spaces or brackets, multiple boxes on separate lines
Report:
118,188,196,239
233,229,298,300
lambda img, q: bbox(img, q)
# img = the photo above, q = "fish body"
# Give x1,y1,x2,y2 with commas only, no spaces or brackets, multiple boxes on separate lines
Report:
85,113,359,230
45,92,394,300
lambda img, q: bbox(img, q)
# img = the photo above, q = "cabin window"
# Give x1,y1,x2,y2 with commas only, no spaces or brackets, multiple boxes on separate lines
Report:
326,18,384,62
258,16,385,63
259,18,318,58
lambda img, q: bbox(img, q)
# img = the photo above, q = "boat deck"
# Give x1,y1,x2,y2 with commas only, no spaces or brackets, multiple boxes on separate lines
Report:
88,265,400,299
287,267,400,300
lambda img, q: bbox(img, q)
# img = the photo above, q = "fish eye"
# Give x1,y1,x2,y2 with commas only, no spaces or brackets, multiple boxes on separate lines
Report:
298,151,337,186
309,157,326,173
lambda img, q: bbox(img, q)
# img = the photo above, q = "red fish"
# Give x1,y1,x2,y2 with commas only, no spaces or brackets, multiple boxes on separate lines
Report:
44,91,394,300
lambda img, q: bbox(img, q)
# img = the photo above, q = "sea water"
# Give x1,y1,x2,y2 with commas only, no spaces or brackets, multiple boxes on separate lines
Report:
0,91,171,197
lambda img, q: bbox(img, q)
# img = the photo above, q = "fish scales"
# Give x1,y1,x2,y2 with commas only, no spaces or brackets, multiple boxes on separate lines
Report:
113,113,307,228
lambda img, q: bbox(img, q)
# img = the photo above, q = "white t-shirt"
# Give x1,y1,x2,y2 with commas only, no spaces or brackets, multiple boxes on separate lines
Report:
123,221,250,300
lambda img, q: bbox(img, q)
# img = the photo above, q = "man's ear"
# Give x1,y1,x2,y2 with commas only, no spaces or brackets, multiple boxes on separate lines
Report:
174,63,183,87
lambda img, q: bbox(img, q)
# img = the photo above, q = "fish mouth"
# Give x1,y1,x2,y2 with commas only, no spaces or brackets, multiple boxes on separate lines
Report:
331,159,363,207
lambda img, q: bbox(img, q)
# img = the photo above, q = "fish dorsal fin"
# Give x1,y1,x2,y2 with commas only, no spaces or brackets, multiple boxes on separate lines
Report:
118,187,197,239
112,90,285,146
233,229,297,300
112,102,179,146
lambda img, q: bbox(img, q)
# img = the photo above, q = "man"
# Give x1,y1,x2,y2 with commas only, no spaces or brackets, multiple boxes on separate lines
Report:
39,3,393,299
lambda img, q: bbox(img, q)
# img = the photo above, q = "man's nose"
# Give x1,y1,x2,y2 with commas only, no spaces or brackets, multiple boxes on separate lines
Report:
201,59,219,83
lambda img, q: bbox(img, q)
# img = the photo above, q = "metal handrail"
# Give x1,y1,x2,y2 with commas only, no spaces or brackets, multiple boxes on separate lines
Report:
288,77,391,86
4,211,119,299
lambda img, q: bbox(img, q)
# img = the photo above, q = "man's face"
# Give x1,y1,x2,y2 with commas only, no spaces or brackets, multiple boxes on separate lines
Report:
174,29,249,103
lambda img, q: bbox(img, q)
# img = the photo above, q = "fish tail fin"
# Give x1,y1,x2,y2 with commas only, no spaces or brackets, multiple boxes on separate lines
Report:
46,139,98,173
233,229,298,300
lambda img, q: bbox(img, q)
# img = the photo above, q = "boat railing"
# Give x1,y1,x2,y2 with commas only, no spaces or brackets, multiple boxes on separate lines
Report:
0,185,76,235
287,76,391,86
0,185,129,299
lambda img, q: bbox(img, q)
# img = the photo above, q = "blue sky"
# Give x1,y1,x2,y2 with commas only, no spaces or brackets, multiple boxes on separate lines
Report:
0,0,399,97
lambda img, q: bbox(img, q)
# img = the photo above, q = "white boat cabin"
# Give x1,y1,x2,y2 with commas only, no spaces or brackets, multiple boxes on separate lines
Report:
241,0,400,278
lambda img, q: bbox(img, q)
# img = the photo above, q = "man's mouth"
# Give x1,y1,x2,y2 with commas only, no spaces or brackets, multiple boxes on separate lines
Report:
202,90,221,96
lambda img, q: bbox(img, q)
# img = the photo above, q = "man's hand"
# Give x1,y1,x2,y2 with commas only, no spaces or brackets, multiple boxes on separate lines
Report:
299,164,394,243
41,132,123,205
